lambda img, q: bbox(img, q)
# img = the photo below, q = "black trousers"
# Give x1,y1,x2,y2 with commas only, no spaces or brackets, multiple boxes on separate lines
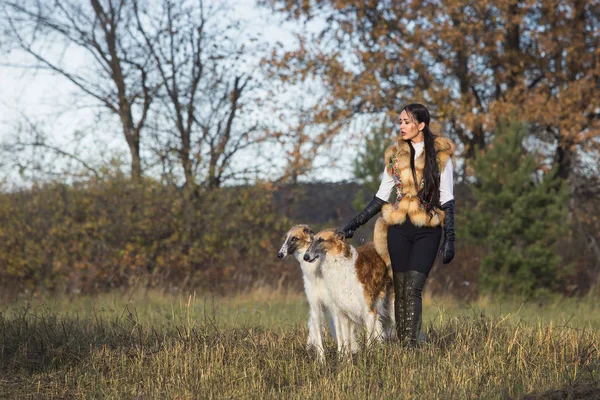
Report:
387,219,442,276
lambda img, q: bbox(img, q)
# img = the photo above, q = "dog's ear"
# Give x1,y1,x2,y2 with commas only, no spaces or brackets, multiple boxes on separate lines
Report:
303,227,315,237
334,229,346,241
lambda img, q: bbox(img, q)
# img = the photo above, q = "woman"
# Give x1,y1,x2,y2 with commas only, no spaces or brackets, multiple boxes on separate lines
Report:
342,103,455,345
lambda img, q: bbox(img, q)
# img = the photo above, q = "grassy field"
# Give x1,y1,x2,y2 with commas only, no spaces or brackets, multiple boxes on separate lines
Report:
1,288,599,399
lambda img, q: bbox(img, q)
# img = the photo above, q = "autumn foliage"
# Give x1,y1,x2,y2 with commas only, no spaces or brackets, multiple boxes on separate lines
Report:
265,0,600,181
0,176,289,295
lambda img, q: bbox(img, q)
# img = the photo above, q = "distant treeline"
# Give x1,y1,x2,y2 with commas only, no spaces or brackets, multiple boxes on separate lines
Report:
0,178,286,295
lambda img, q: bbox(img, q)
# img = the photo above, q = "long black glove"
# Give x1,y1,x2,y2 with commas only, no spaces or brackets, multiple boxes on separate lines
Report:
438,200,455,264
342,196,387,239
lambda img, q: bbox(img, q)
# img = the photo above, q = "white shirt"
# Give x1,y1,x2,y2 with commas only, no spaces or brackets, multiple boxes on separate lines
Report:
375,141,454,205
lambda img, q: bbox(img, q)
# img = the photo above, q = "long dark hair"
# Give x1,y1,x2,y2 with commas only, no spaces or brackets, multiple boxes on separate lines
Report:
402,103,440,214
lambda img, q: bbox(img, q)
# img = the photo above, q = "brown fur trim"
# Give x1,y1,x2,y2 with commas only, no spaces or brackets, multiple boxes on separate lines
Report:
434,135,455,154
435,136,456,172
430,214,441,226
355,242,393,312
408,208,427,227
382,202,407,225
396,139,411,156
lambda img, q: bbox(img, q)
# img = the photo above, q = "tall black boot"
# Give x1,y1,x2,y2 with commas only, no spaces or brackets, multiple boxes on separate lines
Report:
392,271,406,342
404,270,427,345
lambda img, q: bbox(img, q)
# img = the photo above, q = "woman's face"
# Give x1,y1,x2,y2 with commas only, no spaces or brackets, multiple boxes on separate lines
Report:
399,110,425,142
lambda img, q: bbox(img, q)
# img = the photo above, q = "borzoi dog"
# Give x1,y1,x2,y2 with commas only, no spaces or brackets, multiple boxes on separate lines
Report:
278,224,342,362
303,228,394,353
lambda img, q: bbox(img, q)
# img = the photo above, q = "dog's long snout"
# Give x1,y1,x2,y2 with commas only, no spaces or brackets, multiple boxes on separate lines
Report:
277,252,284,259
303,252,310,261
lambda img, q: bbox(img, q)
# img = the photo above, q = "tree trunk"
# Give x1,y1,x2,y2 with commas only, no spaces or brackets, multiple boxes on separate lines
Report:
554,141,573,181
130,145,142,184
124,126,142,184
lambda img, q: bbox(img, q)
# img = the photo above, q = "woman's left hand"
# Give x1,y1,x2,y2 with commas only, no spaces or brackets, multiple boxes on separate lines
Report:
439,234,455,264
439,200,455,264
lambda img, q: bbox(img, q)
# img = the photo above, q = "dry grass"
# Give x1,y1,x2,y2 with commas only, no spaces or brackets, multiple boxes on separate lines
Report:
1,288,599,399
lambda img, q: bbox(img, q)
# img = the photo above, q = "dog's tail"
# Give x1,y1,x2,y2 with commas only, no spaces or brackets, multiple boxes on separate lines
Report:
374,217,391,273
378,289,396,342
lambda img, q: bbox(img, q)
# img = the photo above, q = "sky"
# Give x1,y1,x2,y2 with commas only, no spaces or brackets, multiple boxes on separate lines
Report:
0,0,365,189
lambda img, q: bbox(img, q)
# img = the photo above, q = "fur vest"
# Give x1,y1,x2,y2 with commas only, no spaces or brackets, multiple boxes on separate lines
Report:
374,136,455,266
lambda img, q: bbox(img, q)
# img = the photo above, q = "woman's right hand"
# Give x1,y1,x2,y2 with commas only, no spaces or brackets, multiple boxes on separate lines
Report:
342,223,357,239
342,196,386,239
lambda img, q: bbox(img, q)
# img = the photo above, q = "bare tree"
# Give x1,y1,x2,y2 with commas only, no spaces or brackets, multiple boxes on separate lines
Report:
271,97,351,186
2,0,280,189
1,0,158,183
1,116,101,182
132,0,271,194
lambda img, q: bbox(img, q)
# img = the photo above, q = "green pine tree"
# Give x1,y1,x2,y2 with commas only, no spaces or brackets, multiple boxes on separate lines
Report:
463,119,568,296
352,125,394,211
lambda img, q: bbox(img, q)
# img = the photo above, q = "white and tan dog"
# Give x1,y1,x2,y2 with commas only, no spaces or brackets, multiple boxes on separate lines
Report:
278,224,343,362
303,228,395,353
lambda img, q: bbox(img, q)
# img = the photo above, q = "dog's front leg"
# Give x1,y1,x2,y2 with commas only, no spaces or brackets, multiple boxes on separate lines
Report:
364,311,377,347
347,320,359,354
333,307,345,354
329,307,341,350
308,303,325,362
337,312,352,356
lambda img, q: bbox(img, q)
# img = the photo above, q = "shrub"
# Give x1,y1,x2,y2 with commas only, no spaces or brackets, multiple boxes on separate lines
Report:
461,119,568,296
